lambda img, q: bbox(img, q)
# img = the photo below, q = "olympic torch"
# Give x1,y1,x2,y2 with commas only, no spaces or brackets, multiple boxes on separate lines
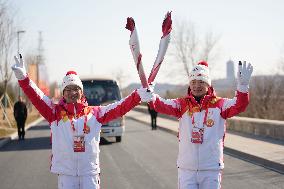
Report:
125,17,149,89
148,11,172,84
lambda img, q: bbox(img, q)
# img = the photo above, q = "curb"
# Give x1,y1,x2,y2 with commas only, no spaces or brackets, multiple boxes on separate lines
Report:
126,114,284,174
224,147,284,174
0,116,45,148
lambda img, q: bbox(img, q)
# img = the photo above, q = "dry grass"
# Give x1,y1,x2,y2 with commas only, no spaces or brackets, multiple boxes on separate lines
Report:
0,107,41,138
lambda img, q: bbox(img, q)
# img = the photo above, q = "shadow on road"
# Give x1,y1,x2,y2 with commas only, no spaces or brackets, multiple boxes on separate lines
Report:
29,125,50,130
0,136,51,152
0,137,115,151
0,122,125,151
100,137,115,145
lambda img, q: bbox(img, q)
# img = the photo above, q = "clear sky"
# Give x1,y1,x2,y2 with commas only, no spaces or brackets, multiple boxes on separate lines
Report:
10,0,284,86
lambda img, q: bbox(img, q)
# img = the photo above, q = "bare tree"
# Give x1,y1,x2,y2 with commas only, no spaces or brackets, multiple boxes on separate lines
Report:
169,19,220,80
0,1,16,97
199,31,219,64
0,3,14,68
241,75,284,120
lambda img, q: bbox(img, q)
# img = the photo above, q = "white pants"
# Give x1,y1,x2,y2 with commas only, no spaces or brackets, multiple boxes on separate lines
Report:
178,168,222,189
58,174,100,189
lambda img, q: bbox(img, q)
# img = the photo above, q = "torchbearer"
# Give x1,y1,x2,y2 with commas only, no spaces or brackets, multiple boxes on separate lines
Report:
149,61,253,189
11,54,154,189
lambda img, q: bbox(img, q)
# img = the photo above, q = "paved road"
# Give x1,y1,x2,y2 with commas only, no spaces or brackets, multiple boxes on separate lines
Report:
0,121,57,189
0,118,283,189
100,119,284,189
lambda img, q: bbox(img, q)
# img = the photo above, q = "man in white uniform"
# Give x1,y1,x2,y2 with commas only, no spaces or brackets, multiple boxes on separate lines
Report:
151,61,253,189
12,54,154,189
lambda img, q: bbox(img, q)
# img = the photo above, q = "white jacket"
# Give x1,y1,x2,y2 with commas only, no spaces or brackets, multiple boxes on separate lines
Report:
153,87,249,170
19,77,141,176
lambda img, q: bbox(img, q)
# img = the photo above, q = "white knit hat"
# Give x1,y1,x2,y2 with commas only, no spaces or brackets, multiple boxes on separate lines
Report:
189,61,211,86
61,71,83,92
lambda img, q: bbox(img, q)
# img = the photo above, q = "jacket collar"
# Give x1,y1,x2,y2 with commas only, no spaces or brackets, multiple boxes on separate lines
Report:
58,97,88,115
186,86,216,109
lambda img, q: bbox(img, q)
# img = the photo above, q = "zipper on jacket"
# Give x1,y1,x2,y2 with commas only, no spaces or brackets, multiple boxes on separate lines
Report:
197,107,202,170
75,118,79,176
74,106,79,176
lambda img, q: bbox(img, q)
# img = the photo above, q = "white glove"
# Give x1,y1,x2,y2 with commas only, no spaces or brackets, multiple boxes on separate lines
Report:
11,54,27,80
137,87,155,103
237,61,253,92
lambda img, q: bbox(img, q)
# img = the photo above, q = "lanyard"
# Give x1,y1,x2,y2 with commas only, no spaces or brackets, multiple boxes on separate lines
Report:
60,104,89,134
191,105,209,128
70,116,88,134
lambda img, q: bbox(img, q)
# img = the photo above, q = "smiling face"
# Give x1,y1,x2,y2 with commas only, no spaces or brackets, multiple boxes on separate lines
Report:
189,80,209,97
63,85,83,103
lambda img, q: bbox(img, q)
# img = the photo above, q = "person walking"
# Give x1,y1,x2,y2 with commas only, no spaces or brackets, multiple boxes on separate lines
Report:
150,61,253,189
147,104,158,130
11,54,154,189
13,96,27,140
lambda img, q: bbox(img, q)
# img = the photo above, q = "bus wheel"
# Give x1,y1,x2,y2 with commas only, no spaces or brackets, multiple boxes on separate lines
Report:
116,136,122,142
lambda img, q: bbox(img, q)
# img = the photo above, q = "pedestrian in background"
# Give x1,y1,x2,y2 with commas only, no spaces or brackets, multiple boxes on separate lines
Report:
13,96,27,140
150,61,253,189
11,54,154,189
147,104,158,130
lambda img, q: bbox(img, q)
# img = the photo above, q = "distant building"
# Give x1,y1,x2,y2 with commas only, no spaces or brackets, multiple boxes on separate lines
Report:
226,60,235,81
212,60,236,93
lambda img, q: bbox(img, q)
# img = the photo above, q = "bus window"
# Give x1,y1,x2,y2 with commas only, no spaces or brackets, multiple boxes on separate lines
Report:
82,80,121,106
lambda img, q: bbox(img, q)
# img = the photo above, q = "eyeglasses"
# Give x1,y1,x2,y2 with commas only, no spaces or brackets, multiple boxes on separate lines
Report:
64,86,81,92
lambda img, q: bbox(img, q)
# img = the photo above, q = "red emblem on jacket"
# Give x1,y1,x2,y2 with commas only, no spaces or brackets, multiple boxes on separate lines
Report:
206,119,214,127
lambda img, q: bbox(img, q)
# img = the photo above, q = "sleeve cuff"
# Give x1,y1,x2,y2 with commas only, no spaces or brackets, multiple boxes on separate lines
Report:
237,84,249,93
16,73,28,81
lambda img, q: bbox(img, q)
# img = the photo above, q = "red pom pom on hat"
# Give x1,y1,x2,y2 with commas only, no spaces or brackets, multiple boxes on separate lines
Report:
66,71,77,76
198,61,208,67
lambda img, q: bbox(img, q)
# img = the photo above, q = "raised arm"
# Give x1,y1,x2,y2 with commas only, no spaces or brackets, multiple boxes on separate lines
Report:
12,54,55,122
96,88,154,124
220,61,253,119
153,94,182,118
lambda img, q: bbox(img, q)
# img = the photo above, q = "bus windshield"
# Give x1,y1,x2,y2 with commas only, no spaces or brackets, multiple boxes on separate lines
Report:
82,80,121,106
